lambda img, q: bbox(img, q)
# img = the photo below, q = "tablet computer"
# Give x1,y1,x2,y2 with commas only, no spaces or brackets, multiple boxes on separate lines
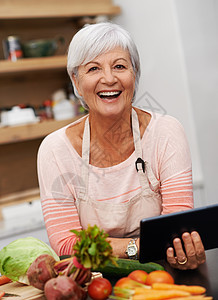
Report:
139,204,218,263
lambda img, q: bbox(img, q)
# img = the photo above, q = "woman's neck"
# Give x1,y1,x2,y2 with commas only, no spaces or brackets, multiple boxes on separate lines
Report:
87,107,135,167
88,107,133,147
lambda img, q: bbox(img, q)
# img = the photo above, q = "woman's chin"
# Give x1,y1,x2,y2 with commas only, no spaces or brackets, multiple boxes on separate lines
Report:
98,102,126,117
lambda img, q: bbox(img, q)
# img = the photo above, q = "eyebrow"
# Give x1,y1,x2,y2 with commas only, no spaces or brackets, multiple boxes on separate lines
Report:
84,57,129,67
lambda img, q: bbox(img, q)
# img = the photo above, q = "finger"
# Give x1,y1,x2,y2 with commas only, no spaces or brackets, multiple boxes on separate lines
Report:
182,232,198,269
191,231,206,264
169,239,188,270
173,237,187,264
182,232,196,257
166,247,177,266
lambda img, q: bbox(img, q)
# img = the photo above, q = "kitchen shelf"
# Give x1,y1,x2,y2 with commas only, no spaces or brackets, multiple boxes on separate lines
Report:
0,0,120,19
0,188,40,207
0,56,67,75
0,0,120,206
0,116,83,145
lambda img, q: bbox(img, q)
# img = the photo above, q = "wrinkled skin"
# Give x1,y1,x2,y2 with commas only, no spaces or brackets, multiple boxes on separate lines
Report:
167,231,206,270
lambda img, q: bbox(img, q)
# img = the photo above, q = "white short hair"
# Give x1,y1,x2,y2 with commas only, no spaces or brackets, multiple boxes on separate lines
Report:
67,22,141,110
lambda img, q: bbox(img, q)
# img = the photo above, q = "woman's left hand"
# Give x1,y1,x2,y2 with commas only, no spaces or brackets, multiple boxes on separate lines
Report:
166,231,206,270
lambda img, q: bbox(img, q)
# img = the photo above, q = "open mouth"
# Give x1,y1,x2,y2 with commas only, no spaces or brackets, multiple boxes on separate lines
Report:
97,91,122,100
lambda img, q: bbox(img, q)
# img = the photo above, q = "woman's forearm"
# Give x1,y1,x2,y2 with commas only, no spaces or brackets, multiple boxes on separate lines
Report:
107,237,140,258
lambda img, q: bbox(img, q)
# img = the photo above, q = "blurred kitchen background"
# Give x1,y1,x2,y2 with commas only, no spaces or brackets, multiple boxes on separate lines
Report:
0,0,217,250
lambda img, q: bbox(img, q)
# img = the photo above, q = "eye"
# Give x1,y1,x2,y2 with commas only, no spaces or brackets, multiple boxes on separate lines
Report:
88,66,98,72
114,64,126,70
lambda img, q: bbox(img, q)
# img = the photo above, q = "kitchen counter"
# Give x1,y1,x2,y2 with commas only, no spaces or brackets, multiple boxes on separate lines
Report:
0,248,217,299
160,248,218,299
0,200,49,250
0,200,217,299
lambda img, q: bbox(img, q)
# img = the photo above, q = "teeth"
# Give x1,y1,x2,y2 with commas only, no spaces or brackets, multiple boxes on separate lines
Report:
98,91,120,96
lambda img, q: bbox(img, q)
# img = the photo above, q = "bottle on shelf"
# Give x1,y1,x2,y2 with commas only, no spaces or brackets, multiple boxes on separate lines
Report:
51,89,76,121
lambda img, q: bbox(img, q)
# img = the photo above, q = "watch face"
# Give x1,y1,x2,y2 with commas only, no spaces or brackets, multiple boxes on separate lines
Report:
128,245,137,256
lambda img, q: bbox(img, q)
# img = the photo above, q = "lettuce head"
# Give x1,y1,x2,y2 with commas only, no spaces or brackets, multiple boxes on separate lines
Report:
0,237,59,284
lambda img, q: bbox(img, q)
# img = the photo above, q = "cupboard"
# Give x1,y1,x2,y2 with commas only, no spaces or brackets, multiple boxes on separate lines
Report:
0,0,120,208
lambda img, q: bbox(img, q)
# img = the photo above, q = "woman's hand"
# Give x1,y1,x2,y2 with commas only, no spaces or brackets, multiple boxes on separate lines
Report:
166,231,206,270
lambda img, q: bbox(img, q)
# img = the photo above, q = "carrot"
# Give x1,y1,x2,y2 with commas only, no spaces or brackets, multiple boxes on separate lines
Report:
168,297,213,300
113,286,151,298
0,292,5,299
0,275,11,285
152,283,206,295
132,289,191,300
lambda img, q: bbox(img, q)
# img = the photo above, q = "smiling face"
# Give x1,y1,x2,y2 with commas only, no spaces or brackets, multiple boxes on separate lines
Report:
72,47,136,118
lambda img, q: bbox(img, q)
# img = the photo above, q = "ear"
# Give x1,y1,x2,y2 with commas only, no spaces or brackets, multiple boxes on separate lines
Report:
72,74,82,97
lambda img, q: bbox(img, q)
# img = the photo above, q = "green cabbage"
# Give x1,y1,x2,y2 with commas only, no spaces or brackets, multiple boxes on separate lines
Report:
0,237,59,284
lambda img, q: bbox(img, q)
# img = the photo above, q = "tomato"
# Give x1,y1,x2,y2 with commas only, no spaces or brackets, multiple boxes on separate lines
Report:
145,270,174,285
115,277,141,289
88,277,112,300
114,277,141,297
128,270,148,284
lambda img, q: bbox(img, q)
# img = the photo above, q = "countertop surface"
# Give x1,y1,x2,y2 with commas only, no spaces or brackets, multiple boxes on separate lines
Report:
160,248,218,299
0,201,217,299
0,200,49,250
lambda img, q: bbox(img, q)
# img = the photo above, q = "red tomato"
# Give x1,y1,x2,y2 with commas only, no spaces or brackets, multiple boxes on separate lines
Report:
145,270,174,285
88,277,112,300
128,270,148,284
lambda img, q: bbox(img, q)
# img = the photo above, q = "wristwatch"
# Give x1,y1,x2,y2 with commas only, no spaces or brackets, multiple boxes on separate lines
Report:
126,238,138,259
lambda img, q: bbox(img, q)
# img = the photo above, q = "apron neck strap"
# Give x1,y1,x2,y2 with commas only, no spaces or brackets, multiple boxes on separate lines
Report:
81,116,90,191
131,108,143,159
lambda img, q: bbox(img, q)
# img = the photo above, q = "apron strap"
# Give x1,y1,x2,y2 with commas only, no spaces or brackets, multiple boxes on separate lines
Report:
132,108,149,189
80,116,90,198
132,108,143,159
132,108,159,191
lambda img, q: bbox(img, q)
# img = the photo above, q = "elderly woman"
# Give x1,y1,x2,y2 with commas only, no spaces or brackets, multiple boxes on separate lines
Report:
37,22,205,270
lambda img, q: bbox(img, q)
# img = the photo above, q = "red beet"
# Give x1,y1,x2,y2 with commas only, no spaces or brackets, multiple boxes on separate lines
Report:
44,276,86,300
27,254,57,290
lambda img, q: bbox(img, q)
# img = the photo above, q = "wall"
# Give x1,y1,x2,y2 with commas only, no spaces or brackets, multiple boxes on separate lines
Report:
174,0,218,206
113,0,218,207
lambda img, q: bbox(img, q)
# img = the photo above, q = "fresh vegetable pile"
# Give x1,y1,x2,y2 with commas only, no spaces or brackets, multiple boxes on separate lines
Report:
111,269,212,300
0,225,117,299
0,227,213,300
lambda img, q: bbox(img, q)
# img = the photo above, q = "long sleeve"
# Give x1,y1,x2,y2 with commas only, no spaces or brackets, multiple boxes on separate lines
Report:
37,132,82,256
148,114,194,214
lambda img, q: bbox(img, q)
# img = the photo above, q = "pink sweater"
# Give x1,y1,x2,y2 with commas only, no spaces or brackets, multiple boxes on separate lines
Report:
37,111,193,256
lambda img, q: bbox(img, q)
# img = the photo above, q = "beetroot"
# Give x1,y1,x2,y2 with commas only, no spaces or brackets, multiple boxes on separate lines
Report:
27,254,57,290
44,276,87,300
70,268,92,286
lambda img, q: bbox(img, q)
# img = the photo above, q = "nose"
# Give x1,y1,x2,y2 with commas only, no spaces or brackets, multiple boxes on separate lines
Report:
100,67,117,85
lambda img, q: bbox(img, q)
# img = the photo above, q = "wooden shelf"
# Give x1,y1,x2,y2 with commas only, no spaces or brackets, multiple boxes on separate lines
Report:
0,0,121,19
0,55,67,75
0,115,84,144
0,0,120,203
0,188,40,206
